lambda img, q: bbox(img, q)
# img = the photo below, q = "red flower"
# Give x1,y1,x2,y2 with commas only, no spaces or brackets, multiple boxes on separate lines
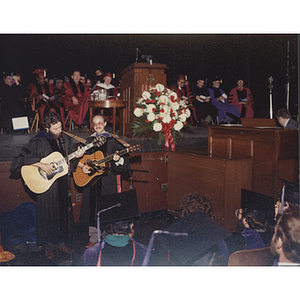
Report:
152,108,156,112
170,95,175,102
151,99,156,104
157,117,162,122
160,108,164,113
145,119,150,124
156,92,161,96
146,99,151,104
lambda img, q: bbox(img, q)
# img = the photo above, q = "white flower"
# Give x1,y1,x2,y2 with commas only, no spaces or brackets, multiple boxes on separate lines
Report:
155,83,165,92
134,107,144,117
179,114,187,123
147,112,156,122
153,122,162,132
185,109,191,118
146,104,156,113
142,91,151,99
162,115,172,123
170,102,179,111
170,91,177,99
137,97,145,105
174,121,183,131
158,95,168,104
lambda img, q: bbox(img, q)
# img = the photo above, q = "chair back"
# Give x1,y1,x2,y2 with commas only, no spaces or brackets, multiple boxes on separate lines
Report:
227,247,275,266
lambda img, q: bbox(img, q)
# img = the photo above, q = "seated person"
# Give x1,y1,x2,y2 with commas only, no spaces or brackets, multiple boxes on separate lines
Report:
275,179,299,223
92,72,120,126
146,193,231,266
271,207,300,266
209,76,241,124
228,78,254,118
234,208,266,250
170,75,198,126
63,70,90,127
83,192,147,266
191,76,219,126
276,108,298,129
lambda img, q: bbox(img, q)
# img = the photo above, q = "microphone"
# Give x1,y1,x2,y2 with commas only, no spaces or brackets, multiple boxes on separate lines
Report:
135,48,139,63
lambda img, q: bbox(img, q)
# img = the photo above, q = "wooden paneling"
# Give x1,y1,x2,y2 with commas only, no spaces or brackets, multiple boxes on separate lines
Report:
120,63,168,137
167,151,253,232
208,126,298,198
122,151,168,213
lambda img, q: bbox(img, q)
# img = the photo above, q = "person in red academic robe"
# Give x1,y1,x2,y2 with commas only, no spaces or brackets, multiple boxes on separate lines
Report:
92,72,120,125
27,69,60,124
228,78,254,118
169,75,198,126
63,70,90,127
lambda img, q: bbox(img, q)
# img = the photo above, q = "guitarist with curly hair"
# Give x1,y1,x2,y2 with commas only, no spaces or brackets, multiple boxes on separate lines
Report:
10,112,86,259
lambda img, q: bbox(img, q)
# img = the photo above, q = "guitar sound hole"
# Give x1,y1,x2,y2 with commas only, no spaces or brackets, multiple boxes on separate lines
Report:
38,168,47,180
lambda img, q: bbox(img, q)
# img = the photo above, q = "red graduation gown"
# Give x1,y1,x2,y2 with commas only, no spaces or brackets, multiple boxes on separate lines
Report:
63,81,90,126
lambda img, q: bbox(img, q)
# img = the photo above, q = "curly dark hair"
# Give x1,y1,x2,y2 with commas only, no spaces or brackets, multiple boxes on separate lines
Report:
178,193,215,219
271,207,300,263
41,111,62,130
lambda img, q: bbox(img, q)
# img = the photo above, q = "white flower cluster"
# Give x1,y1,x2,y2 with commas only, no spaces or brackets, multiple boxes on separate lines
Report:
134,83,190,132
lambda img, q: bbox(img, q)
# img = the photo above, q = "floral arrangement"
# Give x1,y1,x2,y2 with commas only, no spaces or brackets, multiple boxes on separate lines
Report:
132,83,191,151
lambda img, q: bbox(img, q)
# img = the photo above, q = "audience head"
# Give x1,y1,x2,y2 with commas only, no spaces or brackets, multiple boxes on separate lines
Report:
212,76,222,88
271,207,300,264
236,78,244,88
177,75,185,88
71,70,81,84
178,192,215,219
102,219,135,239
235,208,267,232
80,74,86,84
196,76,206,88
276,108,292,126
103,72,112,85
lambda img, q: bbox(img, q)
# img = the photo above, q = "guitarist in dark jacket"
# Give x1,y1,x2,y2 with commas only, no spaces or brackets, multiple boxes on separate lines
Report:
78,113,130,248
10,112,84,259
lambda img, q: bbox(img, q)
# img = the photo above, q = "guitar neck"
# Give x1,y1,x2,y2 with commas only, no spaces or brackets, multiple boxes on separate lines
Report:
97,147,130,165
68,143,94,161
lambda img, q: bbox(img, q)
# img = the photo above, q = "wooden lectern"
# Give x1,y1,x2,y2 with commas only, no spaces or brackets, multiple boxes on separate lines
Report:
119,63,168,137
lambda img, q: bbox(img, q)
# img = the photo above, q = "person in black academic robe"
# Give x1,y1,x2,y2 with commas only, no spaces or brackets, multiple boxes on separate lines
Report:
191,76,219,126
9,112,83,259
0,72,25,133
77,113,130,247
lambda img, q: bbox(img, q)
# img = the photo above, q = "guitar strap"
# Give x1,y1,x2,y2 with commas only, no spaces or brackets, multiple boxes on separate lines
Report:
62,131,88,144
63,130,130,148
109,133,130,148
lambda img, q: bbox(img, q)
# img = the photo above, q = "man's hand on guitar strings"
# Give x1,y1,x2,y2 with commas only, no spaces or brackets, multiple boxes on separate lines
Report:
75,146,85,158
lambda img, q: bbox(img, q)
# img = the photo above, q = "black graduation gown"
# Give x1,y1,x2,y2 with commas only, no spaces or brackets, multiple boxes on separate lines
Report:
192,85,218,122
9,131,80,247
0,80,25,130
79,135,130,227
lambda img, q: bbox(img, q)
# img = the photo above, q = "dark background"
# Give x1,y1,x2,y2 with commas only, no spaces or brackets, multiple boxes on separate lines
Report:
0,34,298,118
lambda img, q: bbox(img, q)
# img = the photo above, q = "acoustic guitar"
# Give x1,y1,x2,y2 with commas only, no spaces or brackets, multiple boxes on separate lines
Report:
73,144,141,188
21,136,106,194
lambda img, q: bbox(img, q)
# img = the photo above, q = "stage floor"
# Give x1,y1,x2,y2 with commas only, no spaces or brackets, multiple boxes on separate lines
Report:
0,124,209,162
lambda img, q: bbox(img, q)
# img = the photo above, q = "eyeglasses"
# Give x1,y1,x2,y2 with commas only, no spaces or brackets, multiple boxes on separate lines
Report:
93,121,105,126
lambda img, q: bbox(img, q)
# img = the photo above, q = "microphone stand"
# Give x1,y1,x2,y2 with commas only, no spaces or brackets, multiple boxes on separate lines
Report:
60,137,74,263
268,76,274,119
127,169,149,190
